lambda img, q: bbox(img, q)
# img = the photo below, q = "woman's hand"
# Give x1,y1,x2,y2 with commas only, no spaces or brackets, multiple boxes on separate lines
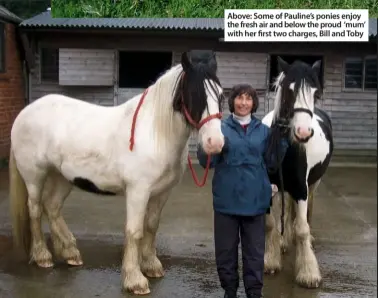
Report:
271,184,278,197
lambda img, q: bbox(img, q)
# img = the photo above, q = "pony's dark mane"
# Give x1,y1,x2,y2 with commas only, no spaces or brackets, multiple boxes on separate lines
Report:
265,59,323,174
172,51,225,126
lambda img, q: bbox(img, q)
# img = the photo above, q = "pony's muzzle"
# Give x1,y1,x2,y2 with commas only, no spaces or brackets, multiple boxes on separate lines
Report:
294,126,314,142
202,136,224,154
296,126,314,139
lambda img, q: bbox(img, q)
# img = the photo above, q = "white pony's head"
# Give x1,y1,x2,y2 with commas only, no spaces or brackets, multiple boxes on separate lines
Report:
173,50,225,154
273,56,322,143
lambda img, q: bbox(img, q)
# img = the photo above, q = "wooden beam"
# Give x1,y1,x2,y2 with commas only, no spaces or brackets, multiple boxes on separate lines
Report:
19,32,35,71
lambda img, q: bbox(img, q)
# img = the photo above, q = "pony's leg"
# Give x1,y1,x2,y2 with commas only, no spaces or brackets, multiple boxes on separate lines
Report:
42,171,83,266
307,180,321,227
122,185,150,295
140,190,171,278
294,198,321,288
264,193,282,274
24,170,53,268
281,194,295,254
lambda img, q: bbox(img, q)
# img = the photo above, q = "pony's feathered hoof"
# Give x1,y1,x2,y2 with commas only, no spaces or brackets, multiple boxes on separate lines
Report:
132,288,151,295
295,258,322,289
280,240,289,254
144,267,165,278
58,245,83,266
36,260,54,268
141,256,165,278
67,258,83,266
264,268,280,275
32,247,54,268
296,272,322,288
264,253,282,275
123,270,150,295
264,261,281,275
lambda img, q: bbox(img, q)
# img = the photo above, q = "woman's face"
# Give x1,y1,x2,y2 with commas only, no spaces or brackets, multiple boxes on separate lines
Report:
234,93,253,117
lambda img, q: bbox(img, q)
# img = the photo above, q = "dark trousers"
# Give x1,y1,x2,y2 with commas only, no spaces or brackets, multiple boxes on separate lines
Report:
214,211,265,296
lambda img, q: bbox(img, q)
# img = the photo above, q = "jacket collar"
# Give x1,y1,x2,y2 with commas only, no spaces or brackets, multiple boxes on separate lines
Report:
225,114,260,134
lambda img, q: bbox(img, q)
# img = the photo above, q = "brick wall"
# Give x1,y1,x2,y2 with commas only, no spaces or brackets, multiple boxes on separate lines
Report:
0,22,25,159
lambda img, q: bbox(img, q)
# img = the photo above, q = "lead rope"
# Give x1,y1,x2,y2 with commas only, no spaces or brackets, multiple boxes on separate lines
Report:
187,154,211,187
129,88,211,187
129,88,148,151
276,122,286,236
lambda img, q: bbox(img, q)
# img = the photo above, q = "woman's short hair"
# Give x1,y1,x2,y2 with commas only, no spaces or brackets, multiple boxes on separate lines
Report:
228,84,259,114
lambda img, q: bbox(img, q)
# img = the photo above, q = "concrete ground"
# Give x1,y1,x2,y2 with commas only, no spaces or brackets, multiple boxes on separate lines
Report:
0,165,376,298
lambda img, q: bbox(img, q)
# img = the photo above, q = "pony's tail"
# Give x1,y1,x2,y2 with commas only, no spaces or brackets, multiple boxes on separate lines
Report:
9,147,31,258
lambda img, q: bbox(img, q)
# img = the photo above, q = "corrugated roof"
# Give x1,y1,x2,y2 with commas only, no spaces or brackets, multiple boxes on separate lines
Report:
0,4,23,24
18,11,377,38
19,11,224,31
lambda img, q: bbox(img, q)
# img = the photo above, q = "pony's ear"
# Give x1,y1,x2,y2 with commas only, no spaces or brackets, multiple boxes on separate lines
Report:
312,60,322,76
181,52,192,72
277,56,290,74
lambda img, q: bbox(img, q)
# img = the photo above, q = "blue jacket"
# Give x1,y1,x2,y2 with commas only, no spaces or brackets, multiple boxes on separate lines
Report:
197,115,288,216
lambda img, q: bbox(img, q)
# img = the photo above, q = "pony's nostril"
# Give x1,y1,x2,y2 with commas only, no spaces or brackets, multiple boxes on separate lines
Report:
207,137,212,145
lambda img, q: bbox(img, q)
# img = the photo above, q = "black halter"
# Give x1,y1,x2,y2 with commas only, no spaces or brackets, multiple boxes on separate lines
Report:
292,107,313,118
274,107,313,131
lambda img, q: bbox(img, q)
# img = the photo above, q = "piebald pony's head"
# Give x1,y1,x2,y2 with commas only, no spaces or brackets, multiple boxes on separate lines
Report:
273,56,322,143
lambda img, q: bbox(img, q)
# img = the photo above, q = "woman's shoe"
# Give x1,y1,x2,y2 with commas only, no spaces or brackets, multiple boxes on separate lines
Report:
246,293,262,298
224,291,237,298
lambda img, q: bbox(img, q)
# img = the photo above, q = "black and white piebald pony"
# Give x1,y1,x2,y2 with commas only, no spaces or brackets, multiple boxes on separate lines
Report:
262,57,333,288
9,50,225,295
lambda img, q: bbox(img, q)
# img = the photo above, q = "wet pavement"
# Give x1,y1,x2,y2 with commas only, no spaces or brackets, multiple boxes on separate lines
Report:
0,165,376,298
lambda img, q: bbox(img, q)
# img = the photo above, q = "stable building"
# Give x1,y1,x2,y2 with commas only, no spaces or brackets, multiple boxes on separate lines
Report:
18,11,377,161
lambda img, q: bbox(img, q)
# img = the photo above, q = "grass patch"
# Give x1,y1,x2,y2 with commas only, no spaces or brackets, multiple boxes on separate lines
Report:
51,0,378,18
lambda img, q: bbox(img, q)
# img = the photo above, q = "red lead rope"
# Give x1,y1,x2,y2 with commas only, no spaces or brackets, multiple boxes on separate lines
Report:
129,88,148,151
187,153,211,187
129,88,212,187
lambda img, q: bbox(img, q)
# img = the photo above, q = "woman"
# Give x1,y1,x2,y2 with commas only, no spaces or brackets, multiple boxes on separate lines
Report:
197,84,288,298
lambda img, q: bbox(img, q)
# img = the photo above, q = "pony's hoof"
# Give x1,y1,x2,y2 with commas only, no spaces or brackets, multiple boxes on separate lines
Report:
264,268,278,275
144,268,165,278
133,288,151,295
296,272,322,288
264,258,281,275
36,260,54,268
141,257,165,278
123,270,150,295
67,258,83,266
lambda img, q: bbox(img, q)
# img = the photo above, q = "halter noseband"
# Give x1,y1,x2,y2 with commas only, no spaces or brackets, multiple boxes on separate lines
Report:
292,107,313,118
276,107,314,129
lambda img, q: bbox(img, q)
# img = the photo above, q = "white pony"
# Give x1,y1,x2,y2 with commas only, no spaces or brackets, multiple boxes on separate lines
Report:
9,50,225,295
